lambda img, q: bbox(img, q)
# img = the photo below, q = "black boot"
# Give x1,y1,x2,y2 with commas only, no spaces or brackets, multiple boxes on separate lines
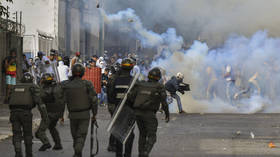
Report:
124,154,131,157
53,143,63,150
116,154,123,157
38,143,51,151
107,145,116,152
73,152,82,157
15,152,23,157
25,146,33,157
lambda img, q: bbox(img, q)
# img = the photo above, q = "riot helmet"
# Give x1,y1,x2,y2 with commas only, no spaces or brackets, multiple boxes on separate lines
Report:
50,51,56,56
148,67,162,81
21,73,33,83
72,63,85,77
130,57,137,65
121,58,134,70
41,73,54,84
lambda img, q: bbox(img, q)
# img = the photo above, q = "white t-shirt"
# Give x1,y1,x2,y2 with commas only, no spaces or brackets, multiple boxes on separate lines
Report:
57,61,69,82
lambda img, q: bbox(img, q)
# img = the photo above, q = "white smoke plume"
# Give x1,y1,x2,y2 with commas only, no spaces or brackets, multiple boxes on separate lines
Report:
102,8,280,113
103,0,280,47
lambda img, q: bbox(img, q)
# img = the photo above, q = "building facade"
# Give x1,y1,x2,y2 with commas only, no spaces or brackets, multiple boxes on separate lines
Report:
58,0,100,58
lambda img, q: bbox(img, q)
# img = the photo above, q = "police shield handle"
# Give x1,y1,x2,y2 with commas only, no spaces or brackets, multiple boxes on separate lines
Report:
107,72,140,133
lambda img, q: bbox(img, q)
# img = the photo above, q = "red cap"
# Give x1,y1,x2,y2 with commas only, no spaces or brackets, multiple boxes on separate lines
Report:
75,52,81,56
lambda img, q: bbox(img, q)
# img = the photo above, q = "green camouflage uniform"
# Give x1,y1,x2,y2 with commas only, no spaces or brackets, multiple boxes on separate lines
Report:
35,83,65,148
128,80,169,157
9,83,45,157
62,77,98,157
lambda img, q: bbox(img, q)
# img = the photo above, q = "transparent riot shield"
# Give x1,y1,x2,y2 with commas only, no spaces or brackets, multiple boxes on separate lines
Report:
110,105,136,144
30,65,38,85
51,62,61,83
107,73,140,144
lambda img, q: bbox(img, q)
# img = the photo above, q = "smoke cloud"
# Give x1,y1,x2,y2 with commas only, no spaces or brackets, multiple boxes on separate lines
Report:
103,0,280,47
152,31,280,113
101,5,280,113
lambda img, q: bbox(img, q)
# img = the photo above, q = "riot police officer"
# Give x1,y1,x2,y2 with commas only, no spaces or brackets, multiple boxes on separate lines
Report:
62,64,98,157
35,73,65,151
8,73,45,157
128,67,170,157
107,58,135,157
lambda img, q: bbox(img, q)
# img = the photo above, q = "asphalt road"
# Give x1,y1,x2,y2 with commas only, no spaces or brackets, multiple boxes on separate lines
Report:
1,107,280,157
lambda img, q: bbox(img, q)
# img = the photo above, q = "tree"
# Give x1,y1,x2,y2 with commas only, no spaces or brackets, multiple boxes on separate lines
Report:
0,0,13,17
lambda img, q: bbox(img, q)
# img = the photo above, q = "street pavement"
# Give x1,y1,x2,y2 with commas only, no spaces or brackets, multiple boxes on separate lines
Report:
0,104,41,141
1,106,280,157
0,104,12,140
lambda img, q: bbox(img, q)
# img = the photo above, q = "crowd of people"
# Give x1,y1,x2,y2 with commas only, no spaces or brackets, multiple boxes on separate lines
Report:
14,50,153,105
5,48,172,157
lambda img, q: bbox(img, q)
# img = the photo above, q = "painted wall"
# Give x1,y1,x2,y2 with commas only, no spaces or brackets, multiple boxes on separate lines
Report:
3,0,59,56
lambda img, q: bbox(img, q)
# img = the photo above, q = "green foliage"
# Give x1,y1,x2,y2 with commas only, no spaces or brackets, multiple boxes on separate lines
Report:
0,0,13,17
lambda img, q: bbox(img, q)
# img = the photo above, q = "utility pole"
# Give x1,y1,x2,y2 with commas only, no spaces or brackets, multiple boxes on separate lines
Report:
15,11,18,34
79,0,85,59
65,0,71,56
19,11,22,36
6,6,9,32
97,0,104,57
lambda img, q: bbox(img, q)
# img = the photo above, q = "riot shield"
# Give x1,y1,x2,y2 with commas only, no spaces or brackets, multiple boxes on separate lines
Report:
107,72,140,144
110,105,136,144
30,65,38,85
51,62,61,83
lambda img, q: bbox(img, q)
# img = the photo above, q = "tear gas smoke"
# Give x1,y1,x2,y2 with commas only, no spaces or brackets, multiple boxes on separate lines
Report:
103,0,280,47
102,8,280,113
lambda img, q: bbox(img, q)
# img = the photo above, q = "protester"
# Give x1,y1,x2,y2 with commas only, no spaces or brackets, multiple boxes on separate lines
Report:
22,54,31,73
57,60,69,82
101,68,109,106
4,49,17,103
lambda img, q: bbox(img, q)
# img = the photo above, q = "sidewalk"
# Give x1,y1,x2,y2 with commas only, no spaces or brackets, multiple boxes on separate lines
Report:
0,103,41,141
0,104,12,140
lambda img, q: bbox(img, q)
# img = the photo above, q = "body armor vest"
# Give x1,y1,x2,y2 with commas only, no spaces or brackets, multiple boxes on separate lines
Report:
133,81,162,111
114,74,132,104
9,83,34,109
41,85,65,113
64,80,91,112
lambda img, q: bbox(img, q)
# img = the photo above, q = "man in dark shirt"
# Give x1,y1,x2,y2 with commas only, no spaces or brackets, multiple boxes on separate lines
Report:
101,68,109,106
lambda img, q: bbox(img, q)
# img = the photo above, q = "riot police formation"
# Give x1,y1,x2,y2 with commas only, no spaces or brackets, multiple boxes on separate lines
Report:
7,56,175,157
35,73,65,151
8,73,47,157
165,72,190,113
127,67,170,157
61,63,98,157
107,58,135,157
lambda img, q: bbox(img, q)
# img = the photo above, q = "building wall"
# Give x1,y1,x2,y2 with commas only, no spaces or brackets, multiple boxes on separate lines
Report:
3,0,59,57
58,0,100,58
